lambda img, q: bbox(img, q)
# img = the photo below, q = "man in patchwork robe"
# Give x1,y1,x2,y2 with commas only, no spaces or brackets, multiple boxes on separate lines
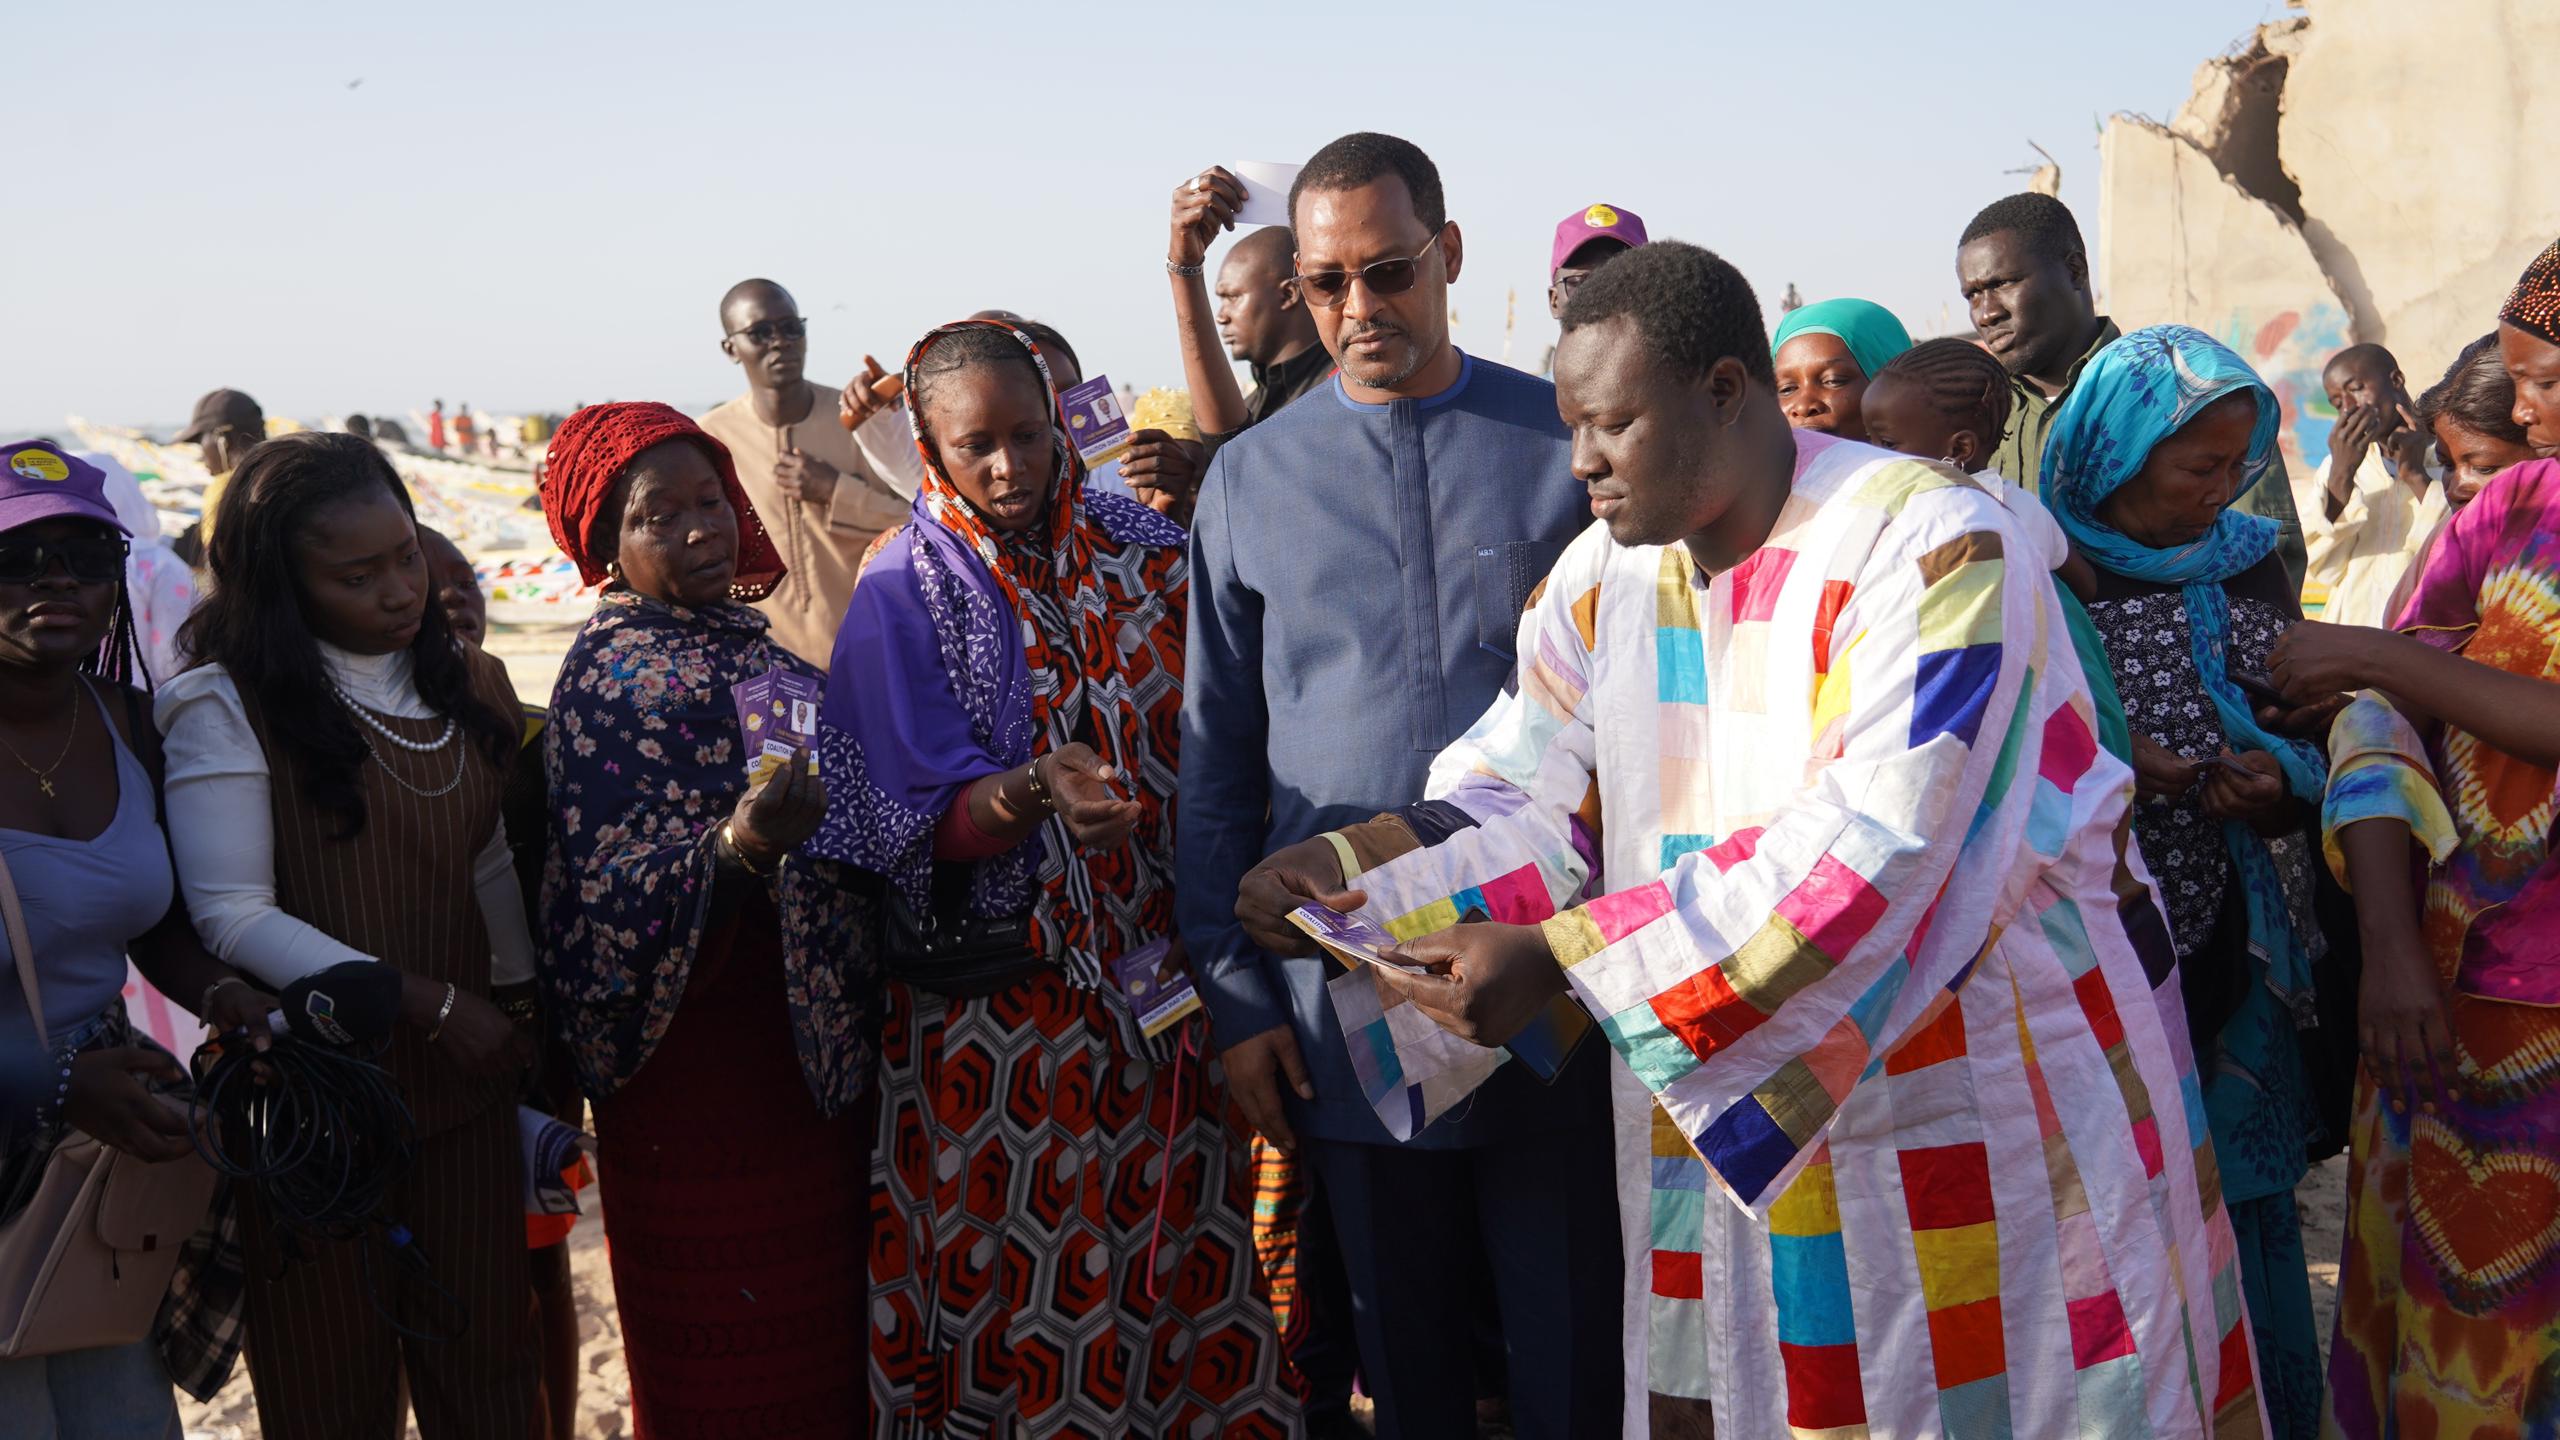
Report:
1235,241,2268,1439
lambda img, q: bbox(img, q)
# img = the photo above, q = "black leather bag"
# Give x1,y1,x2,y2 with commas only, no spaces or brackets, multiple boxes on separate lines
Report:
881,862,1045,999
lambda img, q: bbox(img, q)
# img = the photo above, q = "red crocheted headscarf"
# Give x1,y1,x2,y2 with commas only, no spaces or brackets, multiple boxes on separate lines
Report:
540,401,786,601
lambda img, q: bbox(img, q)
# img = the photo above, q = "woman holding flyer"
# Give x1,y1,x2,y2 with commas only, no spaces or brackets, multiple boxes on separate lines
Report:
533,401,879,1439
811,320,1294,1436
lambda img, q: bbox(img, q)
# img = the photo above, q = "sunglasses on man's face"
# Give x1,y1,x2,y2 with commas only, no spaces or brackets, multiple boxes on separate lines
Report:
0,534,128,585
1293,232,1446,309
727,317,809,346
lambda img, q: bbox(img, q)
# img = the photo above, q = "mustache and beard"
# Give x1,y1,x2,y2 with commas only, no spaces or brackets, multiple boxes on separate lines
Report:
1336,319,1430,389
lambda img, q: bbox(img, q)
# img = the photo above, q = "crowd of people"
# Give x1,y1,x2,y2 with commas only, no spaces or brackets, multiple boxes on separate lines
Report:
3,126,2557,1440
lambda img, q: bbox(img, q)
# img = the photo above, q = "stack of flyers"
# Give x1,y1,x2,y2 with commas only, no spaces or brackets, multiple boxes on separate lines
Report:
1058,374,1132,467
1294,902,1590,1082
1287,903,1433,974
731,669,822,787
1111,938,1201,1040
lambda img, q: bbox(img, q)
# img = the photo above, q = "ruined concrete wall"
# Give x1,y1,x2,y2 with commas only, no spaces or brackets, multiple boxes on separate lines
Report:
2099,118,2351,486
2281,0,2560,376
2099,0,2560,476
2170,19,2306,223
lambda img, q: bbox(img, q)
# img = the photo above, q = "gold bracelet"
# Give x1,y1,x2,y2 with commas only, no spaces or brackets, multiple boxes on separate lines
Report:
721,820,771,876
1023,758,1056,814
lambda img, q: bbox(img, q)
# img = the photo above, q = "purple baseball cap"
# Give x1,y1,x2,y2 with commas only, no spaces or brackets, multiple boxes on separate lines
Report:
1550,203,1649,279
0,441,131,537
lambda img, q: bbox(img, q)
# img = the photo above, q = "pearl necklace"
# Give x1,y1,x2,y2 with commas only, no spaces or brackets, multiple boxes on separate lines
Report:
330,680,458,752
331,682,465,798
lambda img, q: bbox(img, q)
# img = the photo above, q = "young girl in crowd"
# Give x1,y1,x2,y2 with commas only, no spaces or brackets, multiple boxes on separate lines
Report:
1861,338,2124,753
2379,331,2551,622
160,431,538,1439
813,320,1295,1436
0,441,275,1435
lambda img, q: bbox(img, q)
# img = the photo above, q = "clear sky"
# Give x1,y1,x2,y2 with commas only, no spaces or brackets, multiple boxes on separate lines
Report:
8,0,2290,434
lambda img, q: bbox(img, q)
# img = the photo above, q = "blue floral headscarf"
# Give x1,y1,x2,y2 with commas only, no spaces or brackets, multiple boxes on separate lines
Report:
2041,325,2284,584
2044,324,2324,1017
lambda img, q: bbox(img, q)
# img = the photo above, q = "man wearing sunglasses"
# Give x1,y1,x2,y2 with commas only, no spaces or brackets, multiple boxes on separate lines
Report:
1178,131,1622,1439
696,277,924,672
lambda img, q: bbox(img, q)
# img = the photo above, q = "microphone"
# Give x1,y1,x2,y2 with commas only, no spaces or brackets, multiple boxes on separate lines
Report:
272,961,407,1051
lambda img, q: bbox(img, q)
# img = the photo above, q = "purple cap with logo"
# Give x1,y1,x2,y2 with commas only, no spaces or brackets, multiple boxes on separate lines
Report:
0,442,131,537
1550,202,1650,278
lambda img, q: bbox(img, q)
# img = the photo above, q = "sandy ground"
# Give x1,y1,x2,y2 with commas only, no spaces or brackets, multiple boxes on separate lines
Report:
176,1154,2352,1438
481,619,587,713
177,1186,630,1440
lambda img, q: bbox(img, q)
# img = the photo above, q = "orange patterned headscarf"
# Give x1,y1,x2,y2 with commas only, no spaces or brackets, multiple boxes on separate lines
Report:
894,320,1190,989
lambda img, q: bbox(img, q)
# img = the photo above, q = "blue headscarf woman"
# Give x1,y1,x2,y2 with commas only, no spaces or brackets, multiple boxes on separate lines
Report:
2043,323,2331,1437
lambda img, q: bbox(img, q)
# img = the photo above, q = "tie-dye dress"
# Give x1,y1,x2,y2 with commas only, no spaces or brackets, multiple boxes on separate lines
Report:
1324,434,2267,1437
2319,457,2560,1438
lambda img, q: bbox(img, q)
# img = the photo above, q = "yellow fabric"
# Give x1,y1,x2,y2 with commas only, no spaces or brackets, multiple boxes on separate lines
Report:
198,470,232,544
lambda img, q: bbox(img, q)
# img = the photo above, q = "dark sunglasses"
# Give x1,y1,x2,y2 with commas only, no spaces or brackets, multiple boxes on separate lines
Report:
726,317,808,346
1293,232,1446,309
0,534,128,584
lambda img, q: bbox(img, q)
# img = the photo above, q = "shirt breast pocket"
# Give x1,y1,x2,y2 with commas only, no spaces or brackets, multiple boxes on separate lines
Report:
1472,539,1567,659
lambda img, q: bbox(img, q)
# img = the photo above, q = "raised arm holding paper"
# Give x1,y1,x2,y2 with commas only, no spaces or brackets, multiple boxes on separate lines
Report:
1166,162,1330,461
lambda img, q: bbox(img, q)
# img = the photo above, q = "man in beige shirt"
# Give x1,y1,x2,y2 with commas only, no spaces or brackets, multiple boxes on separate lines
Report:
697,278,924,670
2290,343,2443,626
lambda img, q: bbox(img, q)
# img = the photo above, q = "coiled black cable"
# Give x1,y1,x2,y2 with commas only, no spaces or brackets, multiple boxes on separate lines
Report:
189,1029,467,1342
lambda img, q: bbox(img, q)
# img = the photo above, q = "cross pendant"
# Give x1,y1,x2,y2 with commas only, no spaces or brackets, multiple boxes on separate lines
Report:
37,778,53,797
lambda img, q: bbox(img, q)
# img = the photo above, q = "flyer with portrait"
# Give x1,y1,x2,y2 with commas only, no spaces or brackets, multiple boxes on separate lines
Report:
1058,374,1132,467
1110,938,1201,1040
731,670,822,787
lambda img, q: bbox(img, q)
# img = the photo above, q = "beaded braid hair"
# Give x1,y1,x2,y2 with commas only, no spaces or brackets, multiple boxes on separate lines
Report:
2499,236,2560,345
86,575,141,688
1875,338,2015,447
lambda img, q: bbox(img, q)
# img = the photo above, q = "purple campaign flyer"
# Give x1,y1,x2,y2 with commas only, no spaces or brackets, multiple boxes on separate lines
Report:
1111,938,1201,1040
1057,374,1131,467
1288,903,1432,974
732,669,822,787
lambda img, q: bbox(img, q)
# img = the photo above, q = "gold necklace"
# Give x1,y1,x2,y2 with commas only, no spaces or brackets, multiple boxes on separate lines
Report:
0,686,80,798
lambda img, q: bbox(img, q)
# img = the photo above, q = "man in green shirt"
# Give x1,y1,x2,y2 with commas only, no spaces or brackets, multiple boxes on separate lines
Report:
1957,193,2304,587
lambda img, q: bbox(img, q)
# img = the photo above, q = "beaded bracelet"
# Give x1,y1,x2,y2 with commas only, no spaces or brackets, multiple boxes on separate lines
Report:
29,1034,78,1139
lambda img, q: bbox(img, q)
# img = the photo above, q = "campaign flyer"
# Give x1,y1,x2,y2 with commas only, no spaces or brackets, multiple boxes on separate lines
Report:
1111,937,1202,1040
732,669,823,787
1288,903,1433,975
1058,374,1132,467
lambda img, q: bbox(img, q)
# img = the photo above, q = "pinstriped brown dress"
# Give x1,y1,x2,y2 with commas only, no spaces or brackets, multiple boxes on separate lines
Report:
232,654,537,1440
